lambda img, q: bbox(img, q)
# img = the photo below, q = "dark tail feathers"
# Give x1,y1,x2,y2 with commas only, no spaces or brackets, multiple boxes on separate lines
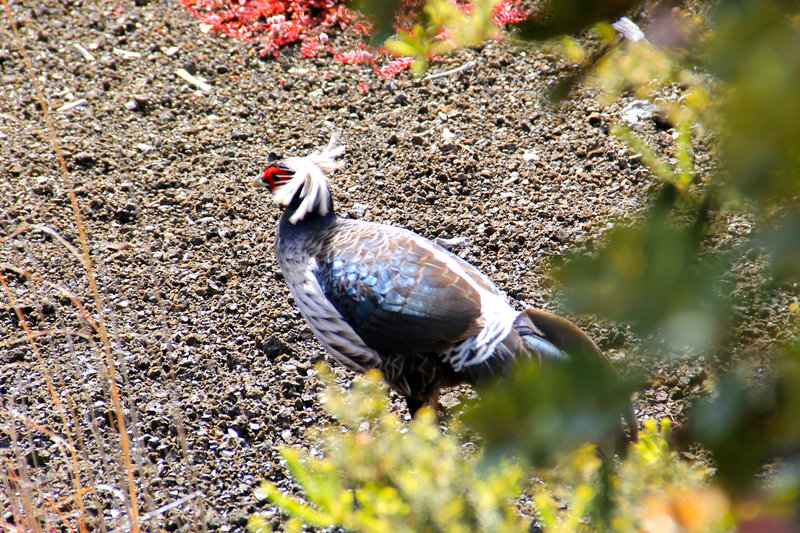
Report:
522,309,639,446
461,308,639,445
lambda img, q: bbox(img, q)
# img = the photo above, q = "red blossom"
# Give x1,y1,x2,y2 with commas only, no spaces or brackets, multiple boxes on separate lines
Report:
375,56,414,79
350,21,374,36
493,0,532,26
182,0,356,56
182,0,531,73
300,39,324,57
327,43,377,65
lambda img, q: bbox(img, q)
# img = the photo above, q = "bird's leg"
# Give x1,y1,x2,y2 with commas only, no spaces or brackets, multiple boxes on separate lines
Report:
427,389,441,424
427,389,440,411
404,391,442,422
405,396,425,418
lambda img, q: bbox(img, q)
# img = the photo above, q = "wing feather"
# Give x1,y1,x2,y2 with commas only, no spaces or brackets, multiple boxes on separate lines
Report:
314,224,483,354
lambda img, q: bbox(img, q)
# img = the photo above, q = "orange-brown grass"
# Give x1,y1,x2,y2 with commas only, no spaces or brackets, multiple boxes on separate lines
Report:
0,1,203,530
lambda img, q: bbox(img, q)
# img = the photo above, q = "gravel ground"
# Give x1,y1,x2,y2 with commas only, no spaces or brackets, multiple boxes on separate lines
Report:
0,0,773,531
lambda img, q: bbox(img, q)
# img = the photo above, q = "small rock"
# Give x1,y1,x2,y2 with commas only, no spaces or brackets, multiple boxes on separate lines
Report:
205,509,223,528
440,143,459,153
25,449,50,467
522,149,539,163
621,100,656,125
439,393,461,410
351,203,372,217
72,151,96,167
227,509,249,527
500,142,518,153
435,236,470,250
550,228,569,242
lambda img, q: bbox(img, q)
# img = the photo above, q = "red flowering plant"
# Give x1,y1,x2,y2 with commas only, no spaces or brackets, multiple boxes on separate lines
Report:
182,0,532,77
182,0,355,56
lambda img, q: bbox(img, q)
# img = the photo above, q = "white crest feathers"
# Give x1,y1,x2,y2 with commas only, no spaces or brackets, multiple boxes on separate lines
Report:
273,135,345,224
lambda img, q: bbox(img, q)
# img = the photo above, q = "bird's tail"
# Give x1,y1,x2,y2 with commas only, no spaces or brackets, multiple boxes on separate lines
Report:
461,308,639,445
520,309,639,445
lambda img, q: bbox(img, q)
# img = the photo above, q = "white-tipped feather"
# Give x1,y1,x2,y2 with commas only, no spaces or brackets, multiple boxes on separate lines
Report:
273,136,344,224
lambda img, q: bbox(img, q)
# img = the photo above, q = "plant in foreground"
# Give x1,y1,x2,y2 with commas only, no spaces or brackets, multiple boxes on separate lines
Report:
248,367,526,533
249,368,741,532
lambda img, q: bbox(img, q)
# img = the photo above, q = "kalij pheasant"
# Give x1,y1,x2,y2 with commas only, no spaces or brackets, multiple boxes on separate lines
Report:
254,138,636,438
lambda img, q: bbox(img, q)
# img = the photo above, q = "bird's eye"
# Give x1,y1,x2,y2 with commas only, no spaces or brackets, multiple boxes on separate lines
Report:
261,165,293,191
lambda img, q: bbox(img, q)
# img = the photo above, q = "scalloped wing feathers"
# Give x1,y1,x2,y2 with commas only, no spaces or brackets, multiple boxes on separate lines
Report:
313,223,485,355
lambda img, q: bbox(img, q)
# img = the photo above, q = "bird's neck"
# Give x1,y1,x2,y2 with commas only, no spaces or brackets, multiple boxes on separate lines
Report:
279,188,336,229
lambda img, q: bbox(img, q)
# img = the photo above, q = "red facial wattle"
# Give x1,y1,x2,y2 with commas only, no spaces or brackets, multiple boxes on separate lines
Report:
262,166,293,192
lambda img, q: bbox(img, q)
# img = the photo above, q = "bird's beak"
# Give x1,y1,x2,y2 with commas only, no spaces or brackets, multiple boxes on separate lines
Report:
252,176,268,189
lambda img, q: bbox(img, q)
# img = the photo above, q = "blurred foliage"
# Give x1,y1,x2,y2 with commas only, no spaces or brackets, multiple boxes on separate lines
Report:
248,367,527,533
384,0,507,74
515,0,640,41
533,419,733,532
556,188,733,352
584,13,713,125
757,211,800,283
545,0,800,503
710,1,800,207
685,346,800,488
465,356,636,466
349,0,405,43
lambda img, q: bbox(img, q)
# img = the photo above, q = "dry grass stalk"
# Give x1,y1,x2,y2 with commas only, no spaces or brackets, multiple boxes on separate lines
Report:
1,0,140,530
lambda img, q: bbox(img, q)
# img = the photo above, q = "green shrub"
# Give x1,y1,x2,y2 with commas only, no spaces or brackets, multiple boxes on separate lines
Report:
250,370,739,532
532,419,733,532
248,368,526,533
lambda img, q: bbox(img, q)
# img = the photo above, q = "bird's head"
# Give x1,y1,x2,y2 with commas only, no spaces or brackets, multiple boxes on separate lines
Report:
253,136,344,224
255,155,294,194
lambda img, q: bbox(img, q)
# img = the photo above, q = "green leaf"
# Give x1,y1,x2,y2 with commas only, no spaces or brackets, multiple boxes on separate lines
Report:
612,125,679,188
555,189,732,352
257,481,334,528
384,37,422,58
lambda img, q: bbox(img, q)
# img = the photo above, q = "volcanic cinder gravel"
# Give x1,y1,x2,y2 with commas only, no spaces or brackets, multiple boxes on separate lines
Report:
1,1,725,531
